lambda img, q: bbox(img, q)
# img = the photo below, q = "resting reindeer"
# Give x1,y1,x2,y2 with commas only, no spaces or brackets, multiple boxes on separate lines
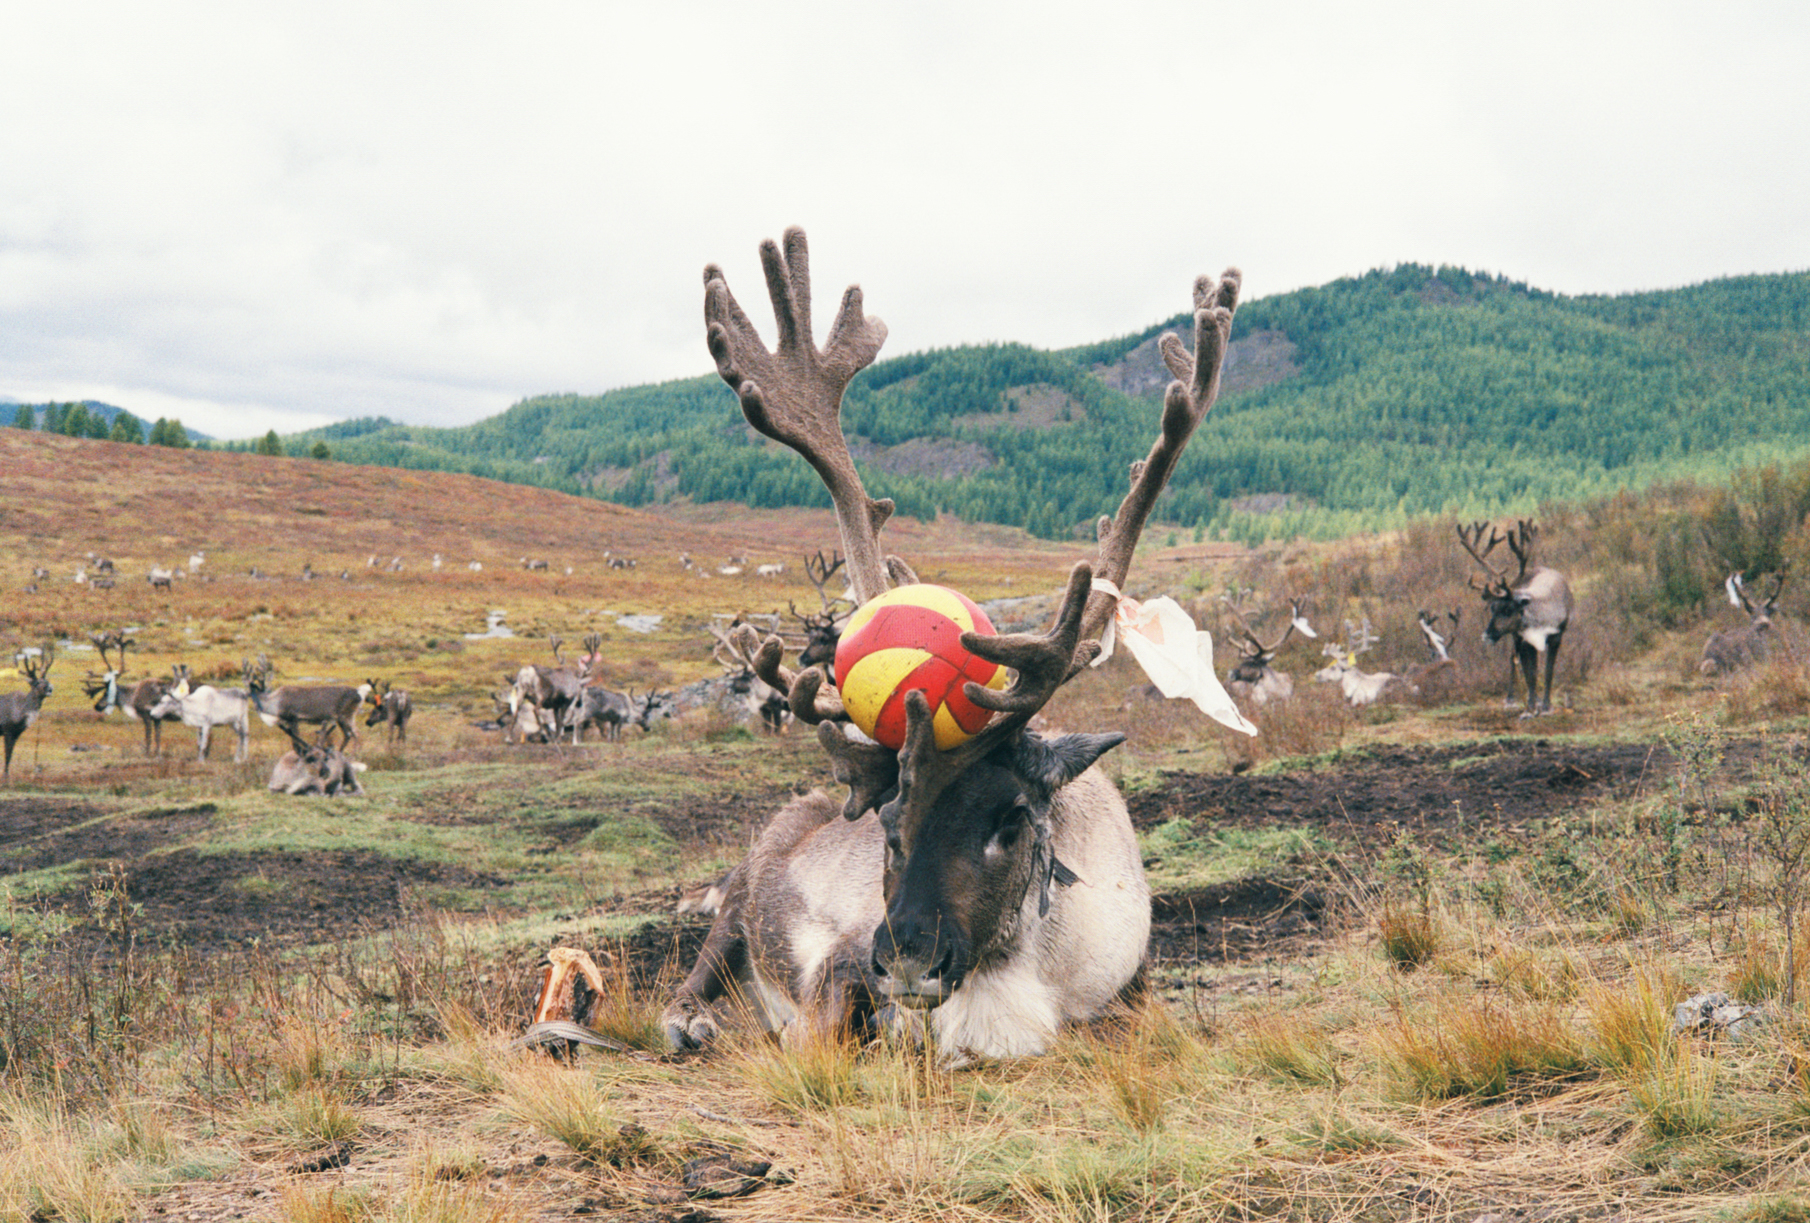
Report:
1313,617,1407,706
648,228,1238,1064
1701,571,1787,676
244,656,364,748
710,622,790,733
1223,595,1315,706
1405,609,1462,702
792,548,853,674
363,679,413,744
2,646,55,781
81,632,182,755
1458,520,1574,715
148,675,251,762
269,726,364,796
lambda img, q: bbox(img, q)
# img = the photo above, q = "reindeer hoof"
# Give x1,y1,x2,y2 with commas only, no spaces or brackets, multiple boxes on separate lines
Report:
661,1005,719,1052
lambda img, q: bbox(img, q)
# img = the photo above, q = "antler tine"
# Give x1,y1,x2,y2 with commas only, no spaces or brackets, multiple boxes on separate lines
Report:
1080,268,1242,650
1457,521,1512,586
727,622,846,724
1505,520,1538,581
704,229,894,604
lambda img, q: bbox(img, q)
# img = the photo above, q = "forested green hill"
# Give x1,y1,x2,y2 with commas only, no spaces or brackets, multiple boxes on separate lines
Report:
281,264,1810,542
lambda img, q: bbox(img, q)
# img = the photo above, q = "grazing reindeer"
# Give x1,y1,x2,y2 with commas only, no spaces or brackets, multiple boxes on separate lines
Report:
80,632,181,755
148,565,174,591
269,727,365,796
1701,571,1787,676
244,656,364,748
363,679,413,744
1313,618,1407,706
148,676,251,763
655,228,1237,1063
756,561,786,578
2,646,55,781
1458,520,1574,715
1223,595,1316,706
792,548,852,674
508,637,585,744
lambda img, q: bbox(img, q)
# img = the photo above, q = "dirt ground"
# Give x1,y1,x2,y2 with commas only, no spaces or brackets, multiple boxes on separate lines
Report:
0,735,1697,983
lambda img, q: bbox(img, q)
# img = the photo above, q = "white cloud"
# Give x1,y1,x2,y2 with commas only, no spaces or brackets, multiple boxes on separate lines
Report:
3,0,1806,439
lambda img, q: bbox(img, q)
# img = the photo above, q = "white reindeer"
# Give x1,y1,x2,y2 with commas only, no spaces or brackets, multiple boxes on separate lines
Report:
1314,617,1407,707
148,680,252,762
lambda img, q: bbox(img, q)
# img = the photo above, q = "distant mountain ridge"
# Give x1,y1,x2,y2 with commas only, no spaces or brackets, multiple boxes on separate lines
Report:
276,264,1810,540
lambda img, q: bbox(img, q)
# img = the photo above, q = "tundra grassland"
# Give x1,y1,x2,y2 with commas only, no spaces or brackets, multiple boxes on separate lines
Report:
6,430,1810,1221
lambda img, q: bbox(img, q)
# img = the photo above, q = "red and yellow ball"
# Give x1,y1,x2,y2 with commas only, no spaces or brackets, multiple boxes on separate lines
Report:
835,583,1007,751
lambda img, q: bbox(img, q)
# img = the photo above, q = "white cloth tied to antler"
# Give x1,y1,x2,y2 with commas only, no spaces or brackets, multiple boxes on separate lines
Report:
1089,580,1257,736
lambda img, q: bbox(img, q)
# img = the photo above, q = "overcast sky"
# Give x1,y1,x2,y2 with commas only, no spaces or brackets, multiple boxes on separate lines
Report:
3,1,1805,440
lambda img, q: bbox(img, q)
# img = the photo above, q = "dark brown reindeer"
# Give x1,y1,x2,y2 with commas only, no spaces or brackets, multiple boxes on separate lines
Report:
363,679,413,744
244,655,365,748
1223,594,1316,707
1701,571,1788,676
1457,520,1574,716
80,632,183,755
2,646,54,782
642,228,1239,1064
791,548,853,674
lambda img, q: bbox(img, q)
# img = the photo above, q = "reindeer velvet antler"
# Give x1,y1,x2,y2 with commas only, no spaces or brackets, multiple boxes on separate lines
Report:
704,228,899,604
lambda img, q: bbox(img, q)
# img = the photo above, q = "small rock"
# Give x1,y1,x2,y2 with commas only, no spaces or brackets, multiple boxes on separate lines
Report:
1674,991,1767,1042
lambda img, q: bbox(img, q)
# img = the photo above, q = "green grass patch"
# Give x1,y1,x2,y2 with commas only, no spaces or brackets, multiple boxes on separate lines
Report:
1139,819,1330,894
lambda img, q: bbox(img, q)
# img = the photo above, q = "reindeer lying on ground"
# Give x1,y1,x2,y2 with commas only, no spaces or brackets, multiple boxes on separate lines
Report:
1405,609,1462,702
2,646,54,781
1223,595,1315,707
81,632,182,755
640,228,1238,1064
1701,571,1787,676
363,680,413,744
269,727,364,796
792,548,852,673
1458,520,1574,715
1313,618,1408,706
710,622,790,733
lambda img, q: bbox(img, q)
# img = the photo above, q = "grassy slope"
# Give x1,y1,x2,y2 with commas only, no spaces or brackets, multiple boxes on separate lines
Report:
5,429,1810,1221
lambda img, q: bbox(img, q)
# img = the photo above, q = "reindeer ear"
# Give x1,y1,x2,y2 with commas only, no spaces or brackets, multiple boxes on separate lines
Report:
1004,731,1126,795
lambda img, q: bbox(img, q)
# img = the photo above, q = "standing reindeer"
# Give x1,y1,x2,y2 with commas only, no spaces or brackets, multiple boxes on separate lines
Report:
80,632,182,755
639,229,1238,1064
1701,571,1787,676
2,646,54,781
566,633,634,742
1457,520,1574,716
363,679,413,744
244,656,364,749
148,675,251,763
508,637,584,745
1223,595,1316,706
